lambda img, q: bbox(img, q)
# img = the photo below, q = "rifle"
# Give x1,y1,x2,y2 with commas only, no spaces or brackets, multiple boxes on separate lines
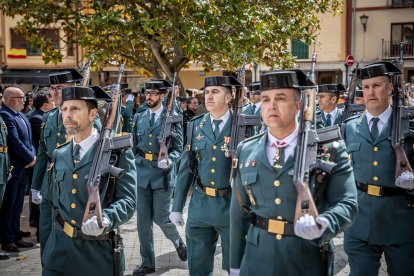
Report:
157,72,183,169
82,64,133,227
229,54,261,160
80,54,94,87
342,63,365,121
391,42,414,178
294,84,342,222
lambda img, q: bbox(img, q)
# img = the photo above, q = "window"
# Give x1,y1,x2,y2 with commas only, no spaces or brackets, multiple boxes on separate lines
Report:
388,0,414,7
390,23,414,56
292,40,309,59
11,29,60,56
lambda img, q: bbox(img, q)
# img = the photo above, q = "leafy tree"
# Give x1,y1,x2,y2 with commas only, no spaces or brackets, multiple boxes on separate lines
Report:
0,0,342,81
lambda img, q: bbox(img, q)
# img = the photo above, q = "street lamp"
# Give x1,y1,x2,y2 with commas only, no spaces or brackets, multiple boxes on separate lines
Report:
360,14,369,32
253,62,258,82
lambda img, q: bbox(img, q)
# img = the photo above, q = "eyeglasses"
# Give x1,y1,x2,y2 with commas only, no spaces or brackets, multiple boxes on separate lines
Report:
144,91,160,96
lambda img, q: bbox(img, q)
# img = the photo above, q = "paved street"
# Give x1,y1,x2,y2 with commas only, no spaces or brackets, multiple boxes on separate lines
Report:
0,196,387,276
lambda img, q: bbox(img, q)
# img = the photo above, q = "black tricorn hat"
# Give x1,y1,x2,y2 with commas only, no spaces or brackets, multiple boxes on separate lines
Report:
121,88,132,96
261,69,314,91
145,80,172,92
49,69,83,85
204,76,242,88
318,84,346,94
249,82,261,93
359,61,401,80
62,86,112,103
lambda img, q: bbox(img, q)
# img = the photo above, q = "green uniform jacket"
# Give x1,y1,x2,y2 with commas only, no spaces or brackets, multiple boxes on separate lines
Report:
172,113,233,227
230,132,358,275
133,108,183,189
121,100,134,133
43,140,137,275
0,117,10,185
317,108,344,129
31,108,101,200
344,113,414,244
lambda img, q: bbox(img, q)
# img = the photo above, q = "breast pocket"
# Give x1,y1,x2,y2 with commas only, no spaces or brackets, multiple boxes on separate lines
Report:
43,128,51,144
240,171,262,208
53,170,67,206
346,143,361,169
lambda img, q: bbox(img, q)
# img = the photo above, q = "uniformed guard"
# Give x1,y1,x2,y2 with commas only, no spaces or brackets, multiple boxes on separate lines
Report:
132,79,187,276
120,84,134,133
171,76,241,275
230,70,358,276
30,69,101,262
316,83,346,128
244,82,262,116
343,61,414,276
42,85,137,275
0,115,11,260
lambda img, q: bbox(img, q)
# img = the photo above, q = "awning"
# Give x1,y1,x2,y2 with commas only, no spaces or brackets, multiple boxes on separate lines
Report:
0,69,62,86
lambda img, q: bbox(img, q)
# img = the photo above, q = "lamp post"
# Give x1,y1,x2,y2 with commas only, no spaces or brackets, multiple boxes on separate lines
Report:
360,14,369,61
253,62,258,82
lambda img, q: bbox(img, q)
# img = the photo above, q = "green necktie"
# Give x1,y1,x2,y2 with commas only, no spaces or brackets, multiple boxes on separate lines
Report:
252,104,256,115
149,113,155,127
325,114,332,127
371,117,380,141
73,144,81,164
273,141,287,171
213,119,222,139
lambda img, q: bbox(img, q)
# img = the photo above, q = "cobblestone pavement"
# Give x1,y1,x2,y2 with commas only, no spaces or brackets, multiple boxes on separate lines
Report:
0,196,387,276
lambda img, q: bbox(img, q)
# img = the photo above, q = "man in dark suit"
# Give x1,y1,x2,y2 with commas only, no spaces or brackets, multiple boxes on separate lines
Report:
0,87,36,252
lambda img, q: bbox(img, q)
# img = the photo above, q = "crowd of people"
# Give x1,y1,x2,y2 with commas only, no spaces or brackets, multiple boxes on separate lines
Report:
0,61,413,276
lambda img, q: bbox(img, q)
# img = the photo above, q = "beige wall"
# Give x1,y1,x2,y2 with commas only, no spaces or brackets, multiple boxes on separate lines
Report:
179,68,224,90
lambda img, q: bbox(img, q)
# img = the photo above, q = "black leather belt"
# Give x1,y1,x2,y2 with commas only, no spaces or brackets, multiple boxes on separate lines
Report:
196,181,232,197
56,213,111,240
356,181,406,197
252,213,296,236
137,149,159,162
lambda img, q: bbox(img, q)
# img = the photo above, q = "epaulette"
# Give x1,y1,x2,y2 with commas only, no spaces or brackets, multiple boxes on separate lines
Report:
56,141,70,149
341,114,360,125
188,113,204,123
44,107,58,116
242,131,266,145
136,105,148,113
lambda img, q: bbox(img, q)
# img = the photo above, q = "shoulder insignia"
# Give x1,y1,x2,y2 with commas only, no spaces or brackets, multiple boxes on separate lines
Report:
341,114,361,125
243,131,266,144
56,141,70,149
188,113,204,123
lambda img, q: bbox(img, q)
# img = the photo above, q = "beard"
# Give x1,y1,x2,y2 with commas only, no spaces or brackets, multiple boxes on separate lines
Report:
64,119,80,135
147,98,160,108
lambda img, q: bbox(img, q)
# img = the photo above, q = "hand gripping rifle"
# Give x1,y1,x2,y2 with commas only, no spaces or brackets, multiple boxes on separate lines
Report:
82,64,133,227
391,42,414,178
157,73,183,172
80,54,94,87
294,82,342,222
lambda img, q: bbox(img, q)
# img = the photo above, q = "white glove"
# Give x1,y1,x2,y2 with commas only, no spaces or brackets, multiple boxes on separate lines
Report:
31,189,42,205
230,268,240,276
126,94,134,102
169,212,185,227
395,171,414,189
158,158,172,169
294,214,329,240
81,216,111,236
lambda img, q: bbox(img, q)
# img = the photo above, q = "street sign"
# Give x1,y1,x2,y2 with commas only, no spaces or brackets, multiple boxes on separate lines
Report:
346,55,354,67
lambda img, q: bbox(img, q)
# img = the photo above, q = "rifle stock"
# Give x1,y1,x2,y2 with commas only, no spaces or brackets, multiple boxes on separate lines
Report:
83,64,132,228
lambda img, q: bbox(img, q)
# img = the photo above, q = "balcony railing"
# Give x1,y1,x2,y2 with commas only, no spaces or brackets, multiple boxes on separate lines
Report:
387,0,414,7
382,40,414,59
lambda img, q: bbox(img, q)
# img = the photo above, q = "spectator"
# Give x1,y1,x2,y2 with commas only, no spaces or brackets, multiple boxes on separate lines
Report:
23,92,33,114
0,87,36,252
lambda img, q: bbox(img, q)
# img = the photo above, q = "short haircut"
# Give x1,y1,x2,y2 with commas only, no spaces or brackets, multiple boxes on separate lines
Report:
33,92,50,109
85,100,98,111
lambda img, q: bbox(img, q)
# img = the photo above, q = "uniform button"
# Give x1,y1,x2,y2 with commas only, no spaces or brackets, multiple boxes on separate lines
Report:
275,198,282,205
70,220,76,225
276,234,283,240
373,176,379,181
71,189,77,194
211,181,215,185
57,133,61,136
211,169,215,173
212,157,216,162
277,216,283,220
56,143,60,147
149,134,152,137
149,142,152,146
373,161,379,166
73,173,78,179
373,147,379,152
149,151,152,153
71,203,76,209
274,180,280,187
213,145,217,149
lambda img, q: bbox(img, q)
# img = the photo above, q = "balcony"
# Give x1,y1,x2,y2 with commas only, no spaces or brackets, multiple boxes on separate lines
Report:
382,40,414,60
387,0,414,7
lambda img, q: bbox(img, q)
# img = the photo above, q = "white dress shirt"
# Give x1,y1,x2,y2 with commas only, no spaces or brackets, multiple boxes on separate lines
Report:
365,106,392,135
266,127,299,165
210,110,231,132
73,128,99,160
149,105,164,123
323,107,338,126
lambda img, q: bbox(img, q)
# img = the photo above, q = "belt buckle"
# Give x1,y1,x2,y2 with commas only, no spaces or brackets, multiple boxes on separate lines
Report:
0,147,7,153
367,185,381,197
268,219,285,235
63,222,75,238
205,187,217,197
145,153,154,161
